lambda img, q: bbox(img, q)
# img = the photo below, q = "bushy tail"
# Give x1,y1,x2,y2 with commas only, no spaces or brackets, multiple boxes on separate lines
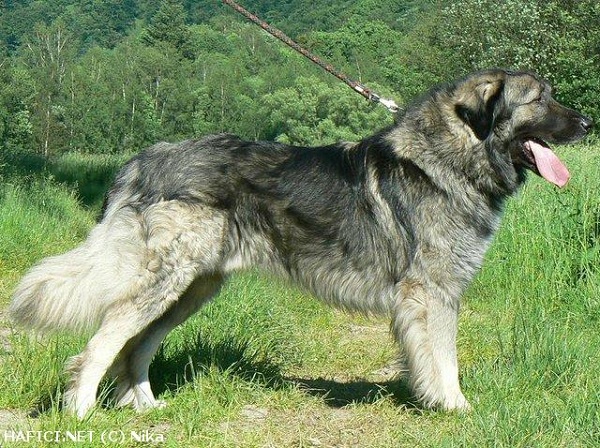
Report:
10,210,146,333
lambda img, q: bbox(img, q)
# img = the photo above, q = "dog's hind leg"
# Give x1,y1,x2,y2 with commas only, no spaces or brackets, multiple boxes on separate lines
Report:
63,266,200,418
110,274,225,411
393,279,470,411
62,201,227,419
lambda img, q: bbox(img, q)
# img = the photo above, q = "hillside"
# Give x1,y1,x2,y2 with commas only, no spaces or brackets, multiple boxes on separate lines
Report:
0,0,598,157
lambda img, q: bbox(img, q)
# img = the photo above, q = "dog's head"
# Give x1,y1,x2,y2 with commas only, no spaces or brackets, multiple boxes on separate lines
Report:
454,69,593,188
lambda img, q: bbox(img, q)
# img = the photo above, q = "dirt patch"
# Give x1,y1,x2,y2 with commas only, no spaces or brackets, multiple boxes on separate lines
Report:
0,311,27,434
339,319,400,379
0,310,13,353
218,403,410,448
0,328,12,353
0,409,29,431
240,404,269,420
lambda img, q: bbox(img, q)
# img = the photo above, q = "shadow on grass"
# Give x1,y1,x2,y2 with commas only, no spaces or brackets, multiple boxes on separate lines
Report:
288,376,416,409
149,338,286,396
149,336,416,410
2,150,125,209
27,388,62,418
28,339,416,417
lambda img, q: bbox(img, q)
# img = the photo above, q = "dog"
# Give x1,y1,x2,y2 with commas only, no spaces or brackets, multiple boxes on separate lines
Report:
10,69,592,418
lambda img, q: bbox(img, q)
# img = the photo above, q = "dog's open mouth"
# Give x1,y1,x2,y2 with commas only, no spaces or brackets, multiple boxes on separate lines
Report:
522,138,570,187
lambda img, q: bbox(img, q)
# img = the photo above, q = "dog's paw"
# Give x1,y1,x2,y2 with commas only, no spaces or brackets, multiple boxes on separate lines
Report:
133,397,167,412
63,388,97,420
114,381,166,412
444,393,471,412
152,400,167,410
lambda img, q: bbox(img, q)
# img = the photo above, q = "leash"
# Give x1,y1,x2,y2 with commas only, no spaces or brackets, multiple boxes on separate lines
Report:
222,0,399,113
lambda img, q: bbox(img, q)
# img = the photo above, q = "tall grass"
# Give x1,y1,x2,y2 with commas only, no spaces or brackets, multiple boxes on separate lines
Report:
456,142,600,447
0,181,94,294
0,144,599,447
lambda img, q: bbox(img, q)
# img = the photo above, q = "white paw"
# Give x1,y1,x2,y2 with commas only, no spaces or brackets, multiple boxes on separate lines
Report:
133,397,167,412
63,388,96,420
444,392,471,412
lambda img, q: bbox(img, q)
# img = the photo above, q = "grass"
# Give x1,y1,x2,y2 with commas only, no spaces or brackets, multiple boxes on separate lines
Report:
0,144,599,447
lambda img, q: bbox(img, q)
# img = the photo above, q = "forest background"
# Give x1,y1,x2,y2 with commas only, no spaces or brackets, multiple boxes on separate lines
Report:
0,0,599,157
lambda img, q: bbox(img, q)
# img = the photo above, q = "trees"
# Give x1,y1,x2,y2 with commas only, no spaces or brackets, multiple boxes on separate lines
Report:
143,0,193,59
0,61,35,152
0,0,597,156
261,76,392,145
61,0,138,50
22,20,75,156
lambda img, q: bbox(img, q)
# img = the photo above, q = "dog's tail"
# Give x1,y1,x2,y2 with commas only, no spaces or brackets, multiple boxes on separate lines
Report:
10,209,146,333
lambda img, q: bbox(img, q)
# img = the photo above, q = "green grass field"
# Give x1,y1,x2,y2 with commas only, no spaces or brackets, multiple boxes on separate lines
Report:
0,144,599,447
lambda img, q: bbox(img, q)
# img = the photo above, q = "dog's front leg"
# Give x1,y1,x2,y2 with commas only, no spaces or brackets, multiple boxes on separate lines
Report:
392,279,471,411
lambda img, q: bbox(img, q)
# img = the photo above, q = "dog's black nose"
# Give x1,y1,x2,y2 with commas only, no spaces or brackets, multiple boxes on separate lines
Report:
581,116,593,132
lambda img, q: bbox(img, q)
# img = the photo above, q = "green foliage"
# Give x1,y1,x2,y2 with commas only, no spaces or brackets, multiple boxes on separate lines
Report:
0,178,93,272
0,0,597,157
61,0,138,50
143,0,194,59
0,63,36,151
263,76,392,145
0,3,598,445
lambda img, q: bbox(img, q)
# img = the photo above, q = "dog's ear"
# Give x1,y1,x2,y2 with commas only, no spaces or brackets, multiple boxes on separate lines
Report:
455,80,504,140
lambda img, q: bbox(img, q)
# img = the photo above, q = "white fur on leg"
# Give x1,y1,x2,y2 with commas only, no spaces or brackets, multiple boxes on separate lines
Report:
394,280,470,411
115,380,166,411
111,274,224,412
64,350,115,418
63,385,98,419
112,350,166,411
428,294,471,411
62,296,179,419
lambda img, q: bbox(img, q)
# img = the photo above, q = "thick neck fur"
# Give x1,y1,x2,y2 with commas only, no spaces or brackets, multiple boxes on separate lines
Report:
382,91,524,207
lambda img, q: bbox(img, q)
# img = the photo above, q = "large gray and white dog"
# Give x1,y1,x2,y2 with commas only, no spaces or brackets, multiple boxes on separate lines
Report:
10,69,592,418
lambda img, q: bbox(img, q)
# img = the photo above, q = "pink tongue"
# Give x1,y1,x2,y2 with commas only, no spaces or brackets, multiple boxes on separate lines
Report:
525,140,570,187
